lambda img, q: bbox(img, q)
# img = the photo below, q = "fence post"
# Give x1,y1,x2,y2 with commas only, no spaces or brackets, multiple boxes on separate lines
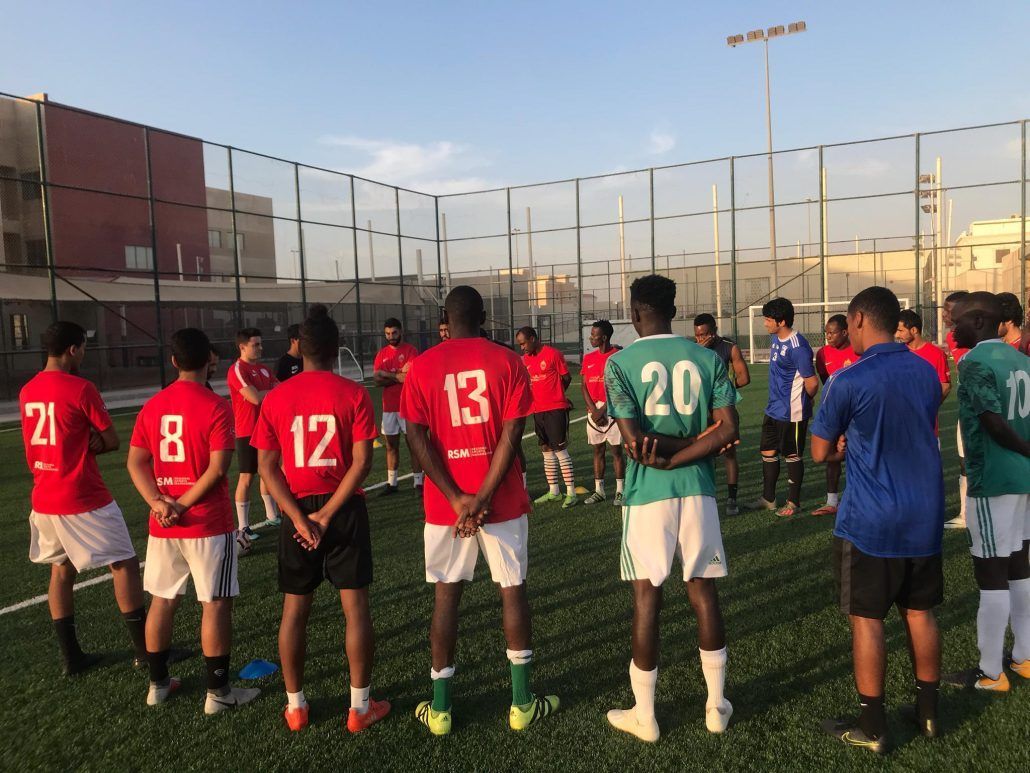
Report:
1021,120,1026,300
294,163,306,309
649,167,656,274
730,157,738,341
349,176,364,369
395,187,407,338
142,127,167,387
913,133,921,313
434,195,443,302
507,188,515,337
819,145,827,313
33,101,58,323
576,178,584,359
227,148,243,327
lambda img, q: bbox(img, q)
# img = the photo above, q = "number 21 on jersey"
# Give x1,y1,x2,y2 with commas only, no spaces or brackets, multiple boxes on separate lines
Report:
642,361,700,416
25,402,56,445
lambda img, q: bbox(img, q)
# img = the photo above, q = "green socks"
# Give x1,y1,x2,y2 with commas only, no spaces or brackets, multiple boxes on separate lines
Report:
510,661,532,707
431,668,453,712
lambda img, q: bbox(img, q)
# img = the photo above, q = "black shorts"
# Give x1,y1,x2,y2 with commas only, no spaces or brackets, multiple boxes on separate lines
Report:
236,437,258,474
534,409,570,448
833,536,943,619
278,494,373,595
760,415,808,458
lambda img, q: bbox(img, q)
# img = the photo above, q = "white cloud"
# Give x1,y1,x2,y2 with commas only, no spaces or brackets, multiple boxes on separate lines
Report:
647,129,676,155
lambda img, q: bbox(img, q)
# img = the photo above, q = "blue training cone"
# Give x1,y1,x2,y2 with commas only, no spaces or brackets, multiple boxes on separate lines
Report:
239,658,279,680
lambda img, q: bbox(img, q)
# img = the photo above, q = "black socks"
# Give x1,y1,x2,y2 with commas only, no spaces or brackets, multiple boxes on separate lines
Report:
206,654,231,693
53,616,84,663
122,607,148,659
786,459,804,505
762,457,779,502
858,693,886,739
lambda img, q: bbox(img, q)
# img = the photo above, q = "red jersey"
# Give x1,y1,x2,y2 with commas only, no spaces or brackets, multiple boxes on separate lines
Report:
20,371,114,515
815,344,857,383
400,337,533,526
250,370,378,499
945,331,969,365
910,341,950,384
374,342,419,413
581,347,620,403
522,345,570,413
130,380,235,538
227,358,277,437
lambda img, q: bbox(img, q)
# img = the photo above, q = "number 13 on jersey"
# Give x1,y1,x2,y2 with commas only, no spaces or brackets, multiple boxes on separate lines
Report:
443,370,489,426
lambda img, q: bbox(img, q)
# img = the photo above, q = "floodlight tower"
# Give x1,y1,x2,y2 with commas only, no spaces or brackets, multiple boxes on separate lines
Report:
727,21,807,275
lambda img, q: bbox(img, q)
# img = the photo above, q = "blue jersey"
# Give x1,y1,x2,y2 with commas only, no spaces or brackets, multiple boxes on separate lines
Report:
811,342,944,558
766,332,816,421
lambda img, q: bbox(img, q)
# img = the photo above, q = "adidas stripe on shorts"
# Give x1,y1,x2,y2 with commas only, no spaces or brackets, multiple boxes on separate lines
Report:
620,496,728,585
424,514,528,587
967,493,1030,559
144,532,239,602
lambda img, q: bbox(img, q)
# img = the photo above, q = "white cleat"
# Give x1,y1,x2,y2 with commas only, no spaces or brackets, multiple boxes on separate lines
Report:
944,516,966,530
606,708,660,742
705,699,733,733
204,686,261,715
146,677,181,706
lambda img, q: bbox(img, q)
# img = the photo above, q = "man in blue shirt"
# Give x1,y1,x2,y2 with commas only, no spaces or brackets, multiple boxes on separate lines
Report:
745,297,819,517
812,286,945,753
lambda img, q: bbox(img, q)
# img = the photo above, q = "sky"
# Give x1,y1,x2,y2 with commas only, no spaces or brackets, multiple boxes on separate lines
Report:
2,0,1028,195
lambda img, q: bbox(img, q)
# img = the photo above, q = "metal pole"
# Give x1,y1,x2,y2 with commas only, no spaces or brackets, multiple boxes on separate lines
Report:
764,39,778,281
294,163,306,308
618,195,627,313
143,128,167,387
1022,120,1027,302
526,206,537,328
349,176,364,369
506,189,515,336
713,184,722,320
730,157,739,341
441,213,451,290
227,149,243,326
34,101,58,322
367,221,375,282
434,196,443,300
914,134,921,313
395,187,406,338
649,167,656,273
576,178,584,359
935,155,943,344
819,146,828,311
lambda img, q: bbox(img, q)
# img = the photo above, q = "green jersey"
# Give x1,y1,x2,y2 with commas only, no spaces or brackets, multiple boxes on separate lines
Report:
957,340,1030,497
605,334,739,505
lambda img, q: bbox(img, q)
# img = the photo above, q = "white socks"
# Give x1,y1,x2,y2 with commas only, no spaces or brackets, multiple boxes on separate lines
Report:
616,479,624,494
387,469,398,487
261,494,280,521
555,448,575,493
351,684,370,715
522,471,528,490
235,501,250,530
430,665,455,680
595,479,604,494
287,689,306,709
699,647,727,709
977,589,1010,679
506,648,532,665
1009,578,1030,662
414,472,424,487
629,660,657,722
826,492,839,507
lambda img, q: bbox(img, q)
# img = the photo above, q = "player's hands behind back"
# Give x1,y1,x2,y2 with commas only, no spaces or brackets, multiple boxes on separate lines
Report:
450,492,489,538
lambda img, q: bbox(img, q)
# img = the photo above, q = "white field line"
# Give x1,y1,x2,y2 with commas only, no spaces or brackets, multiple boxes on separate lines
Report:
0,415,588,616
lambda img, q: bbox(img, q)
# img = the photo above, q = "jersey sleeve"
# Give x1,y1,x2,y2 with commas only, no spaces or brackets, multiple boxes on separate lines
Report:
793,341,816,379
815,348,829,383
958,359,1002,416
605,359,638,421
209,400,236,451
398,363,427,425
373,349,386,371
227,361,245,393
129,405,151,450
503,359,533,420
80,381,113,432
555,350,569,376
934,347,951,384
352,387,379,442
249,401,279,451
710,360,739,410
811,373,850,441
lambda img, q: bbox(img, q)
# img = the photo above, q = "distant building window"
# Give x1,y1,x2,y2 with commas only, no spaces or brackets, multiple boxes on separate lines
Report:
235,233,245,253
208,229,222,249
21,170,41,201
995,249,1009,263
25,239,47,267
11,313,28,350
125,245,154,271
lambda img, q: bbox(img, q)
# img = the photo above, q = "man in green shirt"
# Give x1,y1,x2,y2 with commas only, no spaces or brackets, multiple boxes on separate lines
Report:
943,292,1030,692
604,275,740,742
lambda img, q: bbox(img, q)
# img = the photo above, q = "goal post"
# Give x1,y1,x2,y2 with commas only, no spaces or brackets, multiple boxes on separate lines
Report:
336,346,364,382
746,298,910,364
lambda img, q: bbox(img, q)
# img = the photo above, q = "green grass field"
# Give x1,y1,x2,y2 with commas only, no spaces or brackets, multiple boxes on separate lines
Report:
1,367,1026,771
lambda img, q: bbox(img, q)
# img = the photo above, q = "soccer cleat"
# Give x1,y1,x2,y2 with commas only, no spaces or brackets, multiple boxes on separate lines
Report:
415,700,452,736
943,515,966,530
533,491,562,504
265,516,282,527
379,484,399,498
562,494,579,509
147,677,182,706
942,667,1010,692
725,499,739,517
744,497,777,512
899,703,939,739
347,698,391,732
243,526,261,541
204,686,261,714
613,492,624,507
1005,653,1030,679
584,491,606,505
284,704,309,731
820,717,887,754
776,502,800,518
509,694,559,730
62,652,101,677
705,700,733,733
606,708,659,742
235,529,252,555
811,504,838,517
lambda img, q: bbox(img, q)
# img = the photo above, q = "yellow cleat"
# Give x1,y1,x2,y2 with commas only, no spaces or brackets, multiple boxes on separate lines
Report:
415,701,451,736
509,694,559,731
1008,657,1030,679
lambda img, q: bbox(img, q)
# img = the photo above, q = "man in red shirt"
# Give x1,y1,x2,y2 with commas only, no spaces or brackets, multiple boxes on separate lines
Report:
897,310,952,400
127,328,259,714
581,320,625,506
252,304,390,734
997,292,1026,349
226,327,279,545
19,321,147,676
372,318,423,495
812,315,858,516
942,291,970,528
402,286,559,736
516,326,578,508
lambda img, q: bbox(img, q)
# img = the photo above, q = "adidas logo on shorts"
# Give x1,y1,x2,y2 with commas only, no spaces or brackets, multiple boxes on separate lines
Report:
708,554,722,566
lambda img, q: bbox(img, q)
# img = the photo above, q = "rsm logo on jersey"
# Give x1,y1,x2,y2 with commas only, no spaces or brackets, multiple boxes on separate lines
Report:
33,461,57,472
156,476,193,487
447,446,488,460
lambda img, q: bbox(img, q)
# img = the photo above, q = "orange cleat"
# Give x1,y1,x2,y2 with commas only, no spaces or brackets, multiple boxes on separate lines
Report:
811,504,838,517
284,704,309,731
346,698,391,733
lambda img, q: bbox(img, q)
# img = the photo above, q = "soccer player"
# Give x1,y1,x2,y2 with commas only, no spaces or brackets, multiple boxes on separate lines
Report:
581,320,625,505
438,318,449,343
126,328,259,713
997,292,1025,349
252,304,390,733
604,275,740,742
694,313,750,515
276,323,303,381
515,326,577,508
402,286,558,735
812,286,944,752
942,292,1030,692
746,297,819,517
944,290,971,529
896,310,951,400
812,315,857,517
20,321,148,675
227,327,280,545
372,317,423,494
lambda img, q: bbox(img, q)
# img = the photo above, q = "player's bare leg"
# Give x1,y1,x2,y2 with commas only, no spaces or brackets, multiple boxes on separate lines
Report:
828,615,887,749
898,606,941,737
381,434,401,495
110,556,148,665
611,443,626,505
813,462,842,516
340,588,389,730
500,583,558,729
609,580,661,741
258,478,281,526
724,447,739,515
585,444,608,504
279,592,314,696
418,582,463,735
235,472,260,541
687,578,731,732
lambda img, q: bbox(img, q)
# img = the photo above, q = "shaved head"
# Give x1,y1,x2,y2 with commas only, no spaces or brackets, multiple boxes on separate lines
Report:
443,285,485,336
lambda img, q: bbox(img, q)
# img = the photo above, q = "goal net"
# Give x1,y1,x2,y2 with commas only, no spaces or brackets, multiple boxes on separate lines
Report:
336,347,364,382
745,298,910,364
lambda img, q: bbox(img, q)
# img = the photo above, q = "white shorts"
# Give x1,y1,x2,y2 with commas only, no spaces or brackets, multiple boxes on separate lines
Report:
424,515,528,588
956,422,964,459
967,494,1030,559
29,501,136,572
144,532,239,602
382,412,406,436
586,401,621,446
621,496,728,585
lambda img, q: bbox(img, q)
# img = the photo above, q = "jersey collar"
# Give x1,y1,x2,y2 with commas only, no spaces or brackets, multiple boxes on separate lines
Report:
863,341,907,356
632,333,679,343
973,338,1006,349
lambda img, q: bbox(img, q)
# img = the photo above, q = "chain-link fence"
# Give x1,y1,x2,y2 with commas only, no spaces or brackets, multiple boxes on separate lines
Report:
0,91,1026,399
